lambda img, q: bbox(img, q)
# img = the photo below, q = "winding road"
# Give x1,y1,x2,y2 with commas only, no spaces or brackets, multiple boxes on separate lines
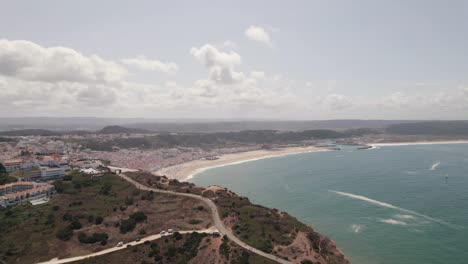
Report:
40,229,215,264
42,166,291,264
116,171,291,264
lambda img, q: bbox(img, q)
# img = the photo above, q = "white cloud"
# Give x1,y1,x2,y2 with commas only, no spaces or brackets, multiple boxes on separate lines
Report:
190,44,244,85
245,26,272,46
190,44,241,68
121,55,178,74
0,39,126,83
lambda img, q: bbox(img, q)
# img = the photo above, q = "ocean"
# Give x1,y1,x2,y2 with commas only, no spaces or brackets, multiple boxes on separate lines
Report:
189,144,468,264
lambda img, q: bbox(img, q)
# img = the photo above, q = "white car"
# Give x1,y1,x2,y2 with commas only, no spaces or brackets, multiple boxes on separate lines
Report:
160,231,166,236
167,229,175,234
116,241,124,247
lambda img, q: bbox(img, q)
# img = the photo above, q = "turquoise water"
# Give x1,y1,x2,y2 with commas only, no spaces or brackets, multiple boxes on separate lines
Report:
190,144,468,264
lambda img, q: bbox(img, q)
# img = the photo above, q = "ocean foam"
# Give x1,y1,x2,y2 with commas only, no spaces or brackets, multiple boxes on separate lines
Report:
395,214,417,220
380,219,408,226
329,190,456,228
350,224,362,233
430,161,441,170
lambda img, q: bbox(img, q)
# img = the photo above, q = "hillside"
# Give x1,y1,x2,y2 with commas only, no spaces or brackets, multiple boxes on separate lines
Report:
126,172,350,264
98,125,152,134
0,172,212,264
385,121,468,135
0,129,61,136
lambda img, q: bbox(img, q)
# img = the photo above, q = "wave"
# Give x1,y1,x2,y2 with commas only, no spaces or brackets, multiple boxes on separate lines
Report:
430,161,441,170
329,190,457,228
380,219,408,226
395,214,416,220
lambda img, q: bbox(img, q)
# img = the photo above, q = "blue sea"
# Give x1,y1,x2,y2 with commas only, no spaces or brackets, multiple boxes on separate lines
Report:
190,144,468,264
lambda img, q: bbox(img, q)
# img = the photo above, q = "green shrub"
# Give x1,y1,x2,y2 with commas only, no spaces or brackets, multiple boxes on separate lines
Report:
56,226,73,241
95,216,104,225
78,232,108,244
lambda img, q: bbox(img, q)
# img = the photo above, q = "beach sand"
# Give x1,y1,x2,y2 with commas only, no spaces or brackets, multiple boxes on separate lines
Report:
154,146,325,181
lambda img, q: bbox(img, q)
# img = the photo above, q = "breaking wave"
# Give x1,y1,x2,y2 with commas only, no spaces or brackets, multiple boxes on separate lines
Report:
329,190,457,228
380,219,408,226
395,214,417,220
430,161,441,170
350,224,362,233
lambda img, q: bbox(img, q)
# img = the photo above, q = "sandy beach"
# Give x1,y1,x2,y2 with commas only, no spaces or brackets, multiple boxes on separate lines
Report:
154,146,325,181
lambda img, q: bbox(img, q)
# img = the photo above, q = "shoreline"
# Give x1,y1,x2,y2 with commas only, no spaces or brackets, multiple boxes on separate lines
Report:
154,146,327,181
368,140,468,147
154,139,468,182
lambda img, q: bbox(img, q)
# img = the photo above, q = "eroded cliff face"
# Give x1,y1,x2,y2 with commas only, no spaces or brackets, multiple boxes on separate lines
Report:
203,186,350,264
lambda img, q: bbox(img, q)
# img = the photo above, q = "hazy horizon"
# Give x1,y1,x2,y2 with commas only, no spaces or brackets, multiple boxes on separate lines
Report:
1,1,468,119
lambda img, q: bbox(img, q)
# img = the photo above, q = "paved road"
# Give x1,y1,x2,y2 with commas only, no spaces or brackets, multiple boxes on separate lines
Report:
40,228,214,264
115,170,291,264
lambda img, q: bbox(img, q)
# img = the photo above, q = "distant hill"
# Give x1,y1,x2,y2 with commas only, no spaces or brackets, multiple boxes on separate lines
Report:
385,121,468,135
98,125,152,134
127,120,420,133
0,117,423,133
0,129,61,136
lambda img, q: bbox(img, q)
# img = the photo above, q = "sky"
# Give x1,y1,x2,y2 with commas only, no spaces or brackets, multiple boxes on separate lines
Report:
1,0,468,120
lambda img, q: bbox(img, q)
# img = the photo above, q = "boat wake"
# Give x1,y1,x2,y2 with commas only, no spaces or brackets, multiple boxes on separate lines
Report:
329,190,459,229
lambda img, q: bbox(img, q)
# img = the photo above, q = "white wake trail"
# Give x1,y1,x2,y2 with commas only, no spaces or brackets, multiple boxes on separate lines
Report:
329,190,457,228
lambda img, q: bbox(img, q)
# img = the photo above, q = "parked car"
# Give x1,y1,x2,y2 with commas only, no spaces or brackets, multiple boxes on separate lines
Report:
135,238,141,242
167,228,175,234
116,241,124,247
160,230,166,236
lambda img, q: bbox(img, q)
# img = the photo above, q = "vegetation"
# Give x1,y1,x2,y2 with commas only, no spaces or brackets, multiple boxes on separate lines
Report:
207,189,308,254
119,212,147,234
73,232,276,264
78,232,108,245
0,171,138,263
0,173,17,184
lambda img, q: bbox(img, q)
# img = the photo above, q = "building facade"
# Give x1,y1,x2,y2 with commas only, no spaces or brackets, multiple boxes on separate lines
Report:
0,182,55,207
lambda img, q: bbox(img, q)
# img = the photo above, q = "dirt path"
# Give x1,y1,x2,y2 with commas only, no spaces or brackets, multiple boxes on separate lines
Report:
39,228,215,264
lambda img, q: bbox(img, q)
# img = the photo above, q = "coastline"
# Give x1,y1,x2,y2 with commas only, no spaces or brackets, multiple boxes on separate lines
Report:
369,140,468,147
154,146,326,181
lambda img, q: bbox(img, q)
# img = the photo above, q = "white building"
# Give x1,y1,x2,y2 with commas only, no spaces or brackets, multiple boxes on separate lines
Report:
40,167,65,180
0,182,55,207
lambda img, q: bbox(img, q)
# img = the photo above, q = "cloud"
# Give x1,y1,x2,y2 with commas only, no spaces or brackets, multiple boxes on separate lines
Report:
323,94,354,110
0,39,126,83
245,26,272,46
190,44,244,85
190,44,241,68
121,55,178,74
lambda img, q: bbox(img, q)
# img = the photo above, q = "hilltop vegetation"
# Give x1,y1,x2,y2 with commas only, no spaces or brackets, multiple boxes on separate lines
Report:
98,125,152,134
73,232,276,264
126,172,349,264
0,171,212,264
202,187,349,264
